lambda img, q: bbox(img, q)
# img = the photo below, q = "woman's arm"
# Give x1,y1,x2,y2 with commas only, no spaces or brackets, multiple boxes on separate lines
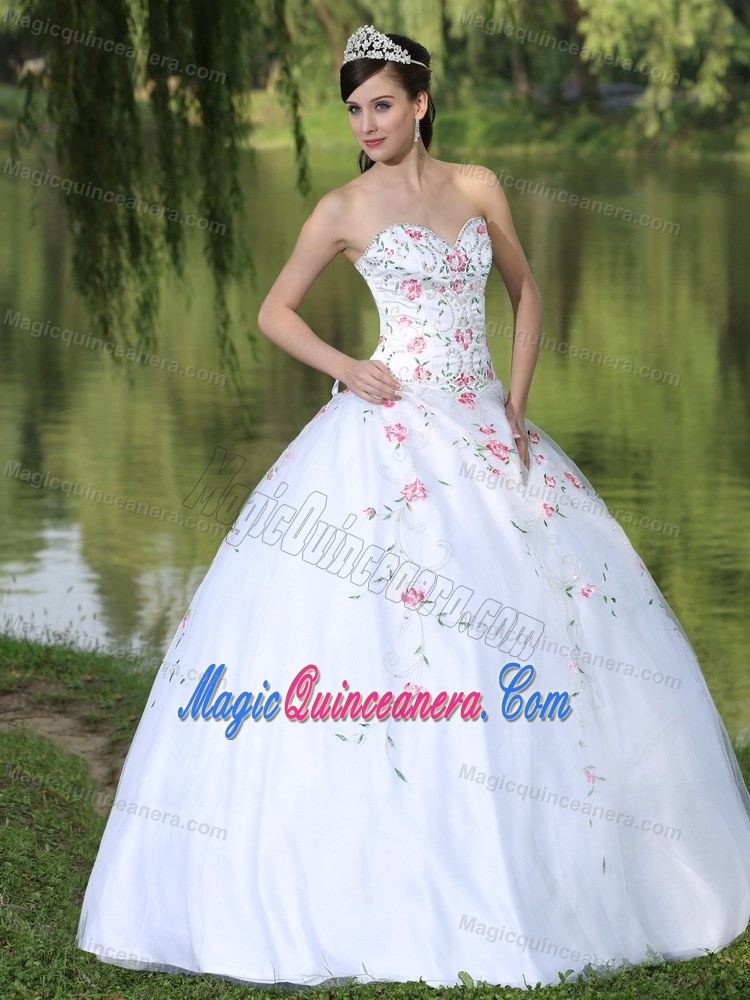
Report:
257,192,401,403
467,166,543,467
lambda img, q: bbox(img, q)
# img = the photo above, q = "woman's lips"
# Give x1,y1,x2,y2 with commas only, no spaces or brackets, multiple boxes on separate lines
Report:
363,138,385,147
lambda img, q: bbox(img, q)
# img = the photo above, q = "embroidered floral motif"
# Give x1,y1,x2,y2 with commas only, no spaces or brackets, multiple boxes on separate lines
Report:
401,587,426,609
401,479,428,503
354,217,496,394
384,422,408,444
564,470,585,489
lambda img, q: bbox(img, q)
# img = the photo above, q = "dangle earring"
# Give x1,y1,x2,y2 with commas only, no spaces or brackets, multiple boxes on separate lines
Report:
414,116,421,143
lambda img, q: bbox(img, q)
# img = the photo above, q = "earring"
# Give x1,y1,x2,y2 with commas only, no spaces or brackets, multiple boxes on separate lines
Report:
414,116,421,143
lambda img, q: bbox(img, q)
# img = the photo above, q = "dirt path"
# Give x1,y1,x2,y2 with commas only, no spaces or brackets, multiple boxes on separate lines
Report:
0,685,119,813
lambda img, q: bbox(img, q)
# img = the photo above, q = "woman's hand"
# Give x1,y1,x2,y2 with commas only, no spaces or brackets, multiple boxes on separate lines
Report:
341,359,402,404
505,398,530,469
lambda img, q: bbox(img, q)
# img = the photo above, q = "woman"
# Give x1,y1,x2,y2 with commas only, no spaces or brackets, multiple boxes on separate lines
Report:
78,25,750,990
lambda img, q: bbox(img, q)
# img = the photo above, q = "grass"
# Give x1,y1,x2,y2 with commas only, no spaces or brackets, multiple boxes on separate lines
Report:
1,631,749,998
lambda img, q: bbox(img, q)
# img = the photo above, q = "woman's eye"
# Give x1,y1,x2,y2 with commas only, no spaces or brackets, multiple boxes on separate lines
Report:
348,101,390,115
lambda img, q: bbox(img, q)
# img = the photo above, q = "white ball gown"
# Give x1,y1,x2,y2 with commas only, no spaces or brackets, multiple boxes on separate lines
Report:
77,215,750,989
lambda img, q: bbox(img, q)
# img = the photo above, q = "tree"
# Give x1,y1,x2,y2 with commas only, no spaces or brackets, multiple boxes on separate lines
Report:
576,0,737,138
8,0,309,419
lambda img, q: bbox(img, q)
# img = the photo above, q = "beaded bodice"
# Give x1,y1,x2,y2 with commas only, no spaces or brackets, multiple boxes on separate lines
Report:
353,215,497,394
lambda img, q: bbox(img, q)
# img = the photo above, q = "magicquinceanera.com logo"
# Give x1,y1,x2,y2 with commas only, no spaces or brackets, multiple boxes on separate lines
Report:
176,661,572,738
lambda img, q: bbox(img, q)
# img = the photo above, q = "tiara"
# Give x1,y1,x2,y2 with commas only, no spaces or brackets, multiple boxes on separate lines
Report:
342,25,428,68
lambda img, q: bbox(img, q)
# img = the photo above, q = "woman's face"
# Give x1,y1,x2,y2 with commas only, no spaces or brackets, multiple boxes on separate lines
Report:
344,67,427,161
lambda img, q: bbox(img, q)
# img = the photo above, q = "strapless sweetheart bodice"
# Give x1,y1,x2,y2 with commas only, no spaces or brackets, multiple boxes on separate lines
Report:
353,215,498,396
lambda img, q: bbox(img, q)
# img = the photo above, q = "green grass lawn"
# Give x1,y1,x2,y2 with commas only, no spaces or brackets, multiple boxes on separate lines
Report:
1,632,749,998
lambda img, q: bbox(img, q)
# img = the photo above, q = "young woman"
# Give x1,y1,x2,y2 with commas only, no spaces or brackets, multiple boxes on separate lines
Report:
78,25,750,990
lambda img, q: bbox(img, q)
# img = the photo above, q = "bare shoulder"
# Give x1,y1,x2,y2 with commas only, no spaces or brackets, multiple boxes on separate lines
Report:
449,160,510,214
303,186,347,239
302,176,372,251
420,158,510,223
450,161,498,188
438,160,522,248
328,170,381,215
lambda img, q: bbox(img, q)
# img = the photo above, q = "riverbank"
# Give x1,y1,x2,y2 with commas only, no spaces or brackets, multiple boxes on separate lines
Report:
2,83,750,158
1,630,749,998
248,88,750,158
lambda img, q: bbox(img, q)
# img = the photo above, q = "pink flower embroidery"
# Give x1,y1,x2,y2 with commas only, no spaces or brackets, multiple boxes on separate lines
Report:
455,372,476,387
446,250,468,272
381,399,396,408
404,681,427,694
534,453,545,465
385,422,408,443
544,474,556,487
584,768,597,784
180,609,191,630
407,335,426,353
451,278,464,293
564,471,585,489
400,278,422,300
401,479,428,502
454,328,474,351
457,391,476,408
476,223,487,235
486,440,510,461
542,503,555,517
397,316,414,326
401,586,426,609
362,506,376,519
528,431,540,444
414,364,433,382
581,584,597,597
478,424,495,435
404,228,423,240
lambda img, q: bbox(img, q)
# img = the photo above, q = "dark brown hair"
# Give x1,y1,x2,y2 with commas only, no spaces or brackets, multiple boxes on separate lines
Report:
339,32,435,173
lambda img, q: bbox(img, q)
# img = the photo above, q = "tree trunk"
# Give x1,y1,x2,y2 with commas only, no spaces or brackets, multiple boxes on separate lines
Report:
560,0,599,113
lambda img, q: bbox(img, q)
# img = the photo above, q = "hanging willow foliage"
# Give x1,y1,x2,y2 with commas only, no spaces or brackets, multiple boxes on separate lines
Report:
10,0,310,410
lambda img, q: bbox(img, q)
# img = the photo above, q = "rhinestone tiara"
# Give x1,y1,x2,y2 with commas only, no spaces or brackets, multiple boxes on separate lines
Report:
342,25,428,68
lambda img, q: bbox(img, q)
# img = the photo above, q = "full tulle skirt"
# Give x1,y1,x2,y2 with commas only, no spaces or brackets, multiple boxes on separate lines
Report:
77,378,750,988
